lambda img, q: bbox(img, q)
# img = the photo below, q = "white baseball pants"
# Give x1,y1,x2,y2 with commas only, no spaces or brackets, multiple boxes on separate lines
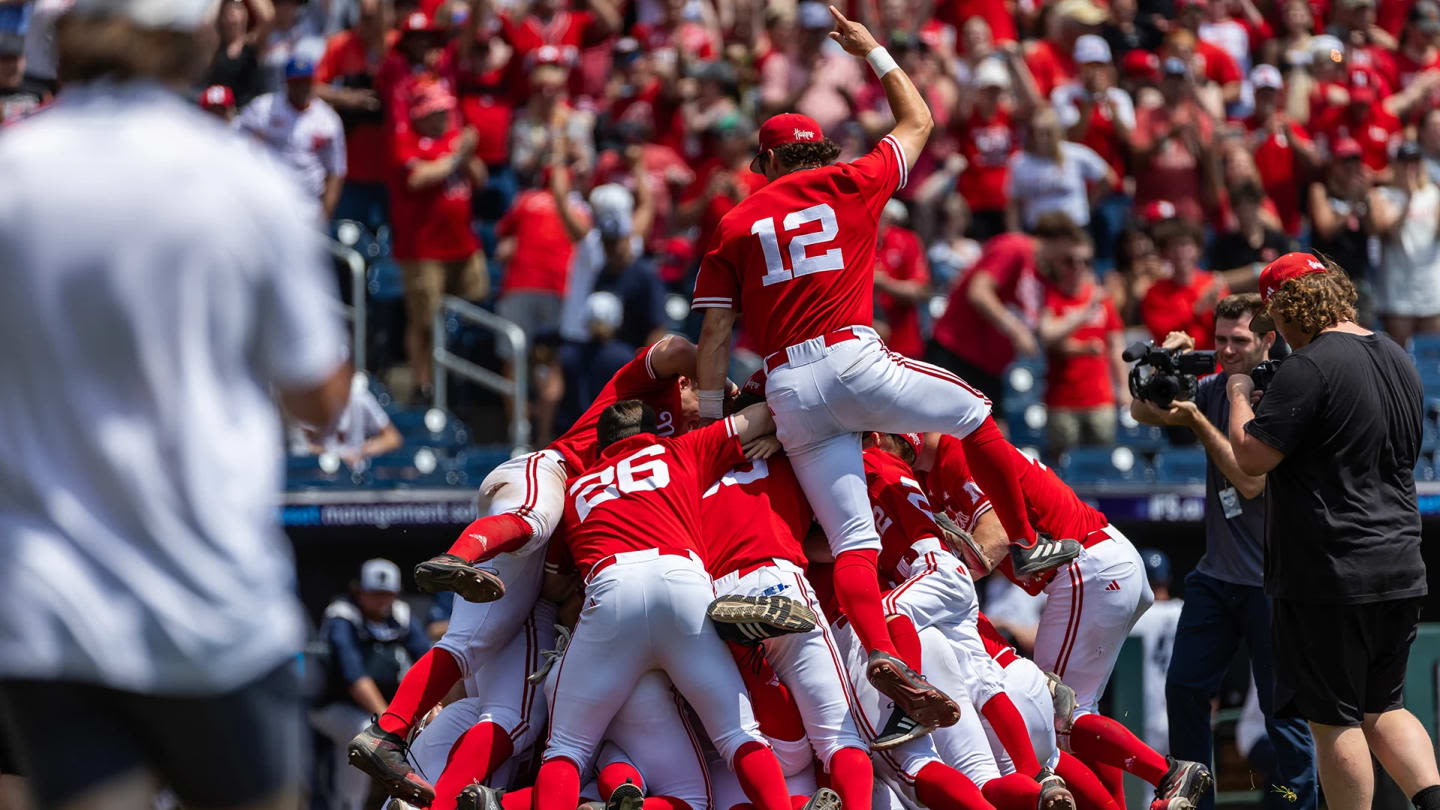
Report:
1032,526,1154,716
765,328,991,557
914,626,1001,788
436,450,566,677
882,546,980,634
543,550,769,769
712,559,867,768
982,657,1061,774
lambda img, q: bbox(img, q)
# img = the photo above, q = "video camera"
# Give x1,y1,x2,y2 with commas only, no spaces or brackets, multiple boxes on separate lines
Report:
1249,358,1282,391
1124,341,1218,408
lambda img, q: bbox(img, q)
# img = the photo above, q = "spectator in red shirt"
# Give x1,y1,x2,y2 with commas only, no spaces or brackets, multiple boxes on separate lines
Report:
497,0,621,100
953,54,1036,241
1140,218,1229,348
928,212,1088,407
1243,63,1321,236
1037,233,1128,455
1260,0,1317,70
1328,0,1399,85
677,114,765,256
1024,0,1107,97
1311,75,1402,173
874,199,932,360
389,83,489,395
1392,1,1440,98
1171,2,1244,108
376,11,454,142
315,0,396,227
1132,55,1222,226
938,0,1018,44
449,8,518,213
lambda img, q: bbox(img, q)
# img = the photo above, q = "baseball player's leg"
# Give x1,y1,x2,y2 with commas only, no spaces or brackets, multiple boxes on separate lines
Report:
996,660,1061,772
1053,753,1120,810
310,702,374,810
406,698,486,792
603,671,715,810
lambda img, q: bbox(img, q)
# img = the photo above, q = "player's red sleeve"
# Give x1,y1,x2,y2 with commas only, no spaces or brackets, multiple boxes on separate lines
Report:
875,467,944,546
958,416,1037,546
674,415,747,485
693,239,741,312
315,38,342,84
610,343,672,396
843,136,908,222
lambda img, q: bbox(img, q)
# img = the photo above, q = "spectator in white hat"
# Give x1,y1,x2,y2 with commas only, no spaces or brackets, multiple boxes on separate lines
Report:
1242,63,1321,237
554,291,644,433
953,52,1040,241
313,559,431,810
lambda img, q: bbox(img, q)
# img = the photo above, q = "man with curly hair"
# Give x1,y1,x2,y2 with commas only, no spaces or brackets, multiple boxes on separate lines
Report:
1226,253,1440,810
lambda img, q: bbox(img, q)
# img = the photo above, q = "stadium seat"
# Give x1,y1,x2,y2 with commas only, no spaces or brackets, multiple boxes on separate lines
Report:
388,408,472,450
1056,447,1146,486
454,446,512,483
1152,449,1209,485
1114,411,1164,450
1004,400,1048,448
367,256,405,302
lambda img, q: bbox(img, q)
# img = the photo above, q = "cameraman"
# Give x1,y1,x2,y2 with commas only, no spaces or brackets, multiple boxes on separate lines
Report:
1228,254,1440,810
1131,294,1317,810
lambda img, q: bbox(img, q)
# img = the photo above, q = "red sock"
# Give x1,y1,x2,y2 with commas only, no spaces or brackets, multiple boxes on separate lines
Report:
432,722,516,810
1056,751,1121,810
728,643,808,742
886,614,924,673
598,761,646,800
446,513,532,562
1087,762,1127,809
981,773,1041,810
915,761,995,810
379,647,464,736
1069,714,1169,786
790,797,811,810
643,799,693,810
503,788,532,810
827,747,874,810
979,694,1041,776
833,550,898,657
958,417,1037,547
732,741,793,810
533,758,582,810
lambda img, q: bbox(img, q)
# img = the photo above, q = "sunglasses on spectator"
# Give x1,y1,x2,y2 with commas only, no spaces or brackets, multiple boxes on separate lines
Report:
1058,255,1093,267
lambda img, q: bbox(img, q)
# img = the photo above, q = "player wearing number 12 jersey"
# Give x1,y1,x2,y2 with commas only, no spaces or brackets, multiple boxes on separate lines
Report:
693,5,1079,736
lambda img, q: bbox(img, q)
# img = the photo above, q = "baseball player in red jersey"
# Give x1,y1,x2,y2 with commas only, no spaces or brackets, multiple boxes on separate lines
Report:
909,434,1214,810
351,337,707,803
520,399,820,810
691,7,1079,731
697,439,875,810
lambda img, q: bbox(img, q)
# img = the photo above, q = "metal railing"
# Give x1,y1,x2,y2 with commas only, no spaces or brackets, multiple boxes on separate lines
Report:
327,240,367,373
432,295,531,453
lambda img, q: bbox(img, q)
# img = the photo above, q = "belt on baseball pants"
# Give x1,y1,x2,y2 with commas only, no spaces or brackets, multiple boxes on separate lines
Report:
763,326,865,374
713,557,806,591
586,547,702,584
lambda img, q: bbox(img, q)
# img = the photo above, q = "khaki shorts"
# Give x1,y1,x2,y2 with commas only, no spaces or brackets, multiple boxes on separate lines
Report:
400,253,489,330
1047,406,1117,455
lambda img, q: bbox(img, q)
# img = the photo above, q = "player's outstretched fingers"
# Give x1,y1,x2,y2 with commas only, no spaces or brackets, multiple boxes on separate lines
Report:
708,594,818,645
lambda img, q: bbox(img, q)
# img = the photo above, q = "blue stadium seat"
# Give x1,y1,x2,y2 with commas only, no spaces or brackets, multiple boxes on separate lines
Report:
1152,449,1209,485
1415,452,1437,483
389,408,472,450
454,446,512,484
366,447,448,486
1004,401,1047,448
367,256,405,302
1114,414,1164,450
1004,360,1047,402
1056,447,1145,485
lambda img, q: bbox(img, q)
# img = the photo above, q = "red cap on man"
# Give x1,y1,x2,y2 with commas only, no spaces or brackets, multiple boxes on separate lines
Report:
752,113,825,172
1249,252,1329,331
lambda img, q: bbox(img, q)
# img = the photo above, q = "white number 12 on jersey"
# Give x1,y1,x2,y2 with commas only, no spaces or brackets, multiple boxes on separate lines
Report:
751,203,845,286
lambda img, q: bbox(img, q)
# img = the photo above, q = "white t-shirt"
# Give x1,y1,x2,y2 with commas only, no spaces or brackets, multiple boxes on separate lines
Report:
1050,84,1136,133
1376,184,1440,316
0,82,346,695
1007,141,1109,229
318,388,392,457
1128,598,1184,754
238,92,347,203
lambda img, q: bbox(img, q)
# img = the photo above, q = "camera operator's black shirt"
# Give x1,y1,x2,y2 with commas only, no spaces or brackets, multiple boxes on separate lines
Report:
1246,331,1426,603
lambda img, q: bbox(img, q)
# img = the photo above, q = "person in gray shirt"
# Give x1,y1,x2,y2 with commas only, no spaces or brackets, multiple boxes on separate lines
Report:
1131,294,1316,810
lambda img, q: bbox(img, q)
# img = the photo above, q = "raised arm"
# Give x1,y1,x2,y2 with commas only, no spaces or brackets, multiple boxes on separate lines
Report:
827,6,933,173
696,307,736,424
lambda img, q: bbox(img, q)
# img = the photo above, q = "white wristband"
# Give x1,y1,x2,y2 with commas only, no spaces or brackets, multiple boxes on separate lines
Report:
698,389,726,420
866,46,899,79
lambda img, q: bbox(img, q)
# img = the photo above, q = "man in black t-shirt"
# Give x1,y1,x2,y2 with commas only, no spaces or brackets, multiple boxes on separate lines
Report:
1227,253,1440,810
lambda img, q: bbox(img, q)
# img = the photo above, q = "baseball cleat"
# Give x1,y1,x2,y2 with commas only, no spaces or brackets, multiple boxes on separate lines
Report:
1037,769,1077,810
1009,535,1082,577
456,781,505,810
870,705,934,750
414,553,506,603
1155,757,1213,808
1044,671,1077,734
707,594,817,645
865,650,962,729
1150,799,1194,810
606,780,646,810
801,787,842,810
346,720,435,806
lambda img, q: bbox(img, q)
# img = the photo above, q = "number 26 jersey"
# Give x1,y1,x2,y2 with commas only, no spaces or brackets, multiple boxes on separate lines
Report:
691,136,908,357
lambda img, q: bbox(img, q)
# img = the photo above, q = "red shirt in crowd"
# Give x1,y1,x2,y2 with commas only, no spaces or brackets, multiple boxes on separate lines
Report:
1025,39,1076,98
548,343,685,472
388,128,480,262
876,224,931,359
561,416,744,572
499,10,604,98
451,29,514,167
1140,270,1228,350
1311,105,1402,172
1132,101,1215,225
692,137,906,357
954,106,1017,215
932,233,1045,377
863,447,952,587
682,158,767,256
1243,116,1313,236
495,189,581,296
1042,283,1123,410
699,456,813,577
916,434,994,533
315,29,399,184
1070,92,1130,179
1193,40,1243,87
592,144,694,246
938,0,1016,43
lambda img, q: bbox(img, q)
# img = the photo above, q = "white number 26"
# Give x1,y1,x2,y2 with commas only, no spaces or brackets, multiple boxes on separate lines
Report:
751,203,845,286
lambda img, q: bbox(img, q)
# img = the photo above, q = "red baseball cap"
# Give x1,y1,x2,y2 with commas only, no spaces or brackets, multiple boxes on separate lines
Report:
741,368,768,398
752,113,825,172
1333,137,1363,159
1250,252,1329,331
1121,49,1161,82
1139,199,1177,223
898,433,924,459
399,10,444,34
199,84,234,111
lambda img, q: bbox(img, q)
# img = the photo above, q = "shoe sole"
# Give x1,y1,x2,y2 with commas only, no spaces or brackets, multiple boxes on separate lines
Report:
607,784,645,810
801,787,842,810
869,721,935,750
866,659,962,729
415,560,505,603
346,744,436,806
1039,782,1077,810
708,595,817,640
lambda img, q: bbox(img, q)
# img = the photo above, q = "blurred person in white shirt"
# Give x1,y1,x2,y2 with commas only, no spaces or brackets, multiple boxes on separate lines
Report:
238,52,347,219
290,374,403,467
1128,548,1185,754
